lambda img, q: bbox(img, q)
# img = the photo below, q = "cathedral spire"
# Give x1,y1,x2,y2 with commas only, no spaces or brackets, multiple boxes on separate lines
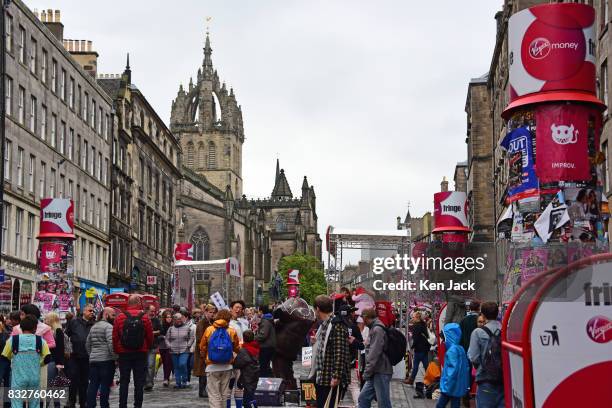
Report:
275,159,280,184
203,31,213,76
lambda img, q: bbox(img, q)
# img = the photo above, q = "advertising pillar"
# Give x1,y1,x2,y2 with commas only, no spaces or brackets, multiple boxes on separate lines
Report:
35,198,76,317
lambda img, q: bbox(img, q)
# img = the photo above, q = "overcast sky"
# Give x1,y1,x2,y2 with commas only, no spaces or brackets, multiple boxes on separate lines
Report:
27,0,502,264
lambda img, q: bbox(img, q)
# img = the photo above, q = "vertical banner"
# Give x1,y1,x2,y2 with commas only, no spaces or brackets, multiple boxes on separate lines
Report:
500,127,539,202
174,243,194,261
535,104,591,182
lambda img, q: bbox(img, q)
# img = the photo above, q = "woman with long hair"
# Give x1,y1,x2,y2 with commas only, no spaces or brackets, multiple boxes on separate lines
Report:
44,312,66,408
159,310,174,386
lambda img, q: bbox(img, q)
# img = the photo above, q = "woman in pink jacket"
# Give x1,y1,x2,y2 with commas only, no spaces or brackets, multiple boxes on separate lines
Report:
11,303,56,348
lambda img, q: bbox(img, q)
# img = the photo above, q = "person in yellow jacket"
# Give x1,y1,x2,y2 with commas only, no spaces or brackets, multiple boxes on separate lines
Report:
199,309,241,408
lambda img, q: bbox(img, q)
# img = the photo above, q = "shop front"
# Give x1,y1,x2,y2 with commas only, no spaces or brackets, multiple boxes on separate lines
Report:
78,278,109,310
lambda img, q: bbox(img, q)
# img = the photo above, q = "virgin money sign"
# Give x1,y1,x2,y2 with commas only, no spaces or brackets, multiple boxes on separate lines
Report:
39,198,74,239
433,191,469,232
535,104,591,182
508,4,597,106
174,243,194,261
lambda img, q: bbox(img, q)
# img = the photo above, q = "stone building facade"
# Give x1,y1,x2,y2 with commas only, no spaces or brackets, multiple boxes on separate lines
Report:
170,33,321,304
1,2,112,312
98,61,181,305
465,74,494,242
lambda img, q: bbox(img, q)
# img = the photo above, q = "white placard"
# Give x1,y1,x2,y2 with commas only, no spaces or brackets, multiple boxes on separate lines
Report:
210,291,229,311
301,346,312,367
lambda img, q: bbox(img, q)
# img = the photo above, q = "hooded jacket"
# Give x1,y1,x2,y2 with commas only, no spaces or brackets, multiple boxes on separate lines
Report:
440,323,470,398
112,306,154,354
166,321,195,354
363,318,392,379
254,314,276,349
199,319,240,367
12,322,56,349
86,320,116,362
65,317,95,358
233,341,260,393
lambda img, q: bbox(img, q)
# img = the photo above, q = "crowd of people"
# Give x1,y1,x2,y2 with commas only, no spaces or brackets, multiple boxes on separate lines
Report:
0,288,505,408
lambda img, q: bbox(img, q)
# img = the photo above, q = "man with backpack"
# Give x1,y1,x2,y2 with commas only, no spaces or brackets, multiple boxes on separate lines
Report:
358,308,392,408
65,304,95,408
467,301,504,408
199,309,240,408
112,295,154,408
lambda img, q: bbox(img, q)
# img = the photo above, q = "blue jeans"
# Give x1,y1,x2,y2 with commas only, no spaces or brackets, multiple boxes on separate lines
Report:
410,351,429,380
87,360,115,408
171,353,190,387
357,373,392,408
436,392,460,408
476,382,504,408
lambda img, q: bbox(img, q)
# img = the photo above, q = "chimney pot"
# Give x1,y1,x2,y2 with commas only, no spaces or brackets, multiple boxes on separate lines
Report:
87,41,92,52
41,10,46,22
55,10,60,22
47,9,52,20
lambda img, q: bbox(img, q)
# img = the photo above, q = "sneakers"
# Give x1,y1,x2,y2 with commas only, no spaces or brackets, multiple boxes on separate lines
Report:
403,378,414,385
163,380,169,387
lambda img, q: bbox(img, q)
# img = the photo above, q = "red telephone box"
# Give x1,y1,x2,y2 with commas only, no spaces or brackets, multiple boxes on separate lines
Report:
104,293,130,311
142,294,159,311
501,253,612,408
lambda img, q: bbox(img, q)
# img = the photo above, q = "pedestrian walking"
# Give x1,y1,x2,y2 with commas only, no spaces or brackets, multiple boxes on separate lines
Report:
405,312,430,385
194,304,216,397
166,312,194,389
112,295,154,408
65,304,95,408
459,301,480,407
43,312,66,408
309,295,350,408
185,310,196,386
357,308,392,408
159,310,173,387
144,305,162,391
200,309,240,408
229,300,248,408
233,330,260,408
85,307,117,408
2,314,52,408
332,305,364,406
255,305,276,378
467,302,504,408
436,323,470,408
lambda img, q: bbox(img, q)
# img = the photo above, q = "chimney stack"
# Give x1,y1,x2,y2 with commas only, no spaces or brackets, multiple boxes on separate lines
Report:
441,177,449,192
64,38,99,78
39,9,64,41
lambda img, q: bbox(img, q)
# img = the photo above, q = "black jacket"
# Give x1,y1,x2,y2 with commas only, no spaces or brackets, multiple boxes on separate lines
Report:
233,347,260,393
410,321,430,353
66,317,94,358
51,328,66,365
255,317,276,349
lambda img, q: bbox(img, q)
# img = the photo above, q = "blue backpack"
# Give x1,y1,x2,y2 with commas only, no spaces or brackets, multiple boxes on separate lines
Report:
208,327,233,364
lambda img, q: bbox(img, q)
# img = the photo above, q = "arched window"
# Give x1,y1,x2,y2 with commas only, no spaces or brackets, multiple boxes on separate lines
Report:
276,215,287,232
197,142,206,169
190,228,210,261
208,142,217,169
186,142,195,167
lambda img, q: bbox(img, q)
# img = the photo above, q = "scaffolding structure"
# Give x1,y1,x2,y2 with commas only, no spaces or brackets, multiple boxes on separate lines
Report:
173,258,242,306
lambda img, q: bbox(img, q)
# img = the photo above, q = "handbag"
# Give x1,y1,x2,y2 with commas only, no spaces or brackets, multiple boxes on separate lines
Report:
49,368,71,388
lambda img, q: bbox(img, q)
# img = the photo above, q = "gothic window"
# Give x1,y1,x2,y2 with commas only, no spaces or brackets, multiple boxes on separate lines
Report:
212,92,222,122
208,142,217,169
276,215,287,232
197,142,206,169
190,228,210,261
191,96,200,122
186,142,195,167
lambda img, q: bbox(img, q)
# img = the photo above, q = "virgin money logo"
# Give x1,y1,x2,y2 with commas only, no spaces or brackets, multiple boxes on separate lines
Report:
586,315,612,344
45,250,57,259
529,37,550,59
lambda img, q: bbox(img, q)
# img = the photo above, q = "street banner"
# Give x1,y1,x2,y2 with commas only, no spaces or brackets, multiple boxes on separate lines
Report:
226,257,241,277
535,104,591,182
500,127,539,202
508,3,596,102
38,198,75,239
433,191,469,232
174,243,194,261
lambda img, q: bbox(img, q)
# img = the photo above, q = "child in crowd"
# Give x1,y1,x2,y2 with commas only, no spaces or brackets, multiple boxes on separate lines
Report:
436,323,469,408
233,330,260,408
2,314,52,408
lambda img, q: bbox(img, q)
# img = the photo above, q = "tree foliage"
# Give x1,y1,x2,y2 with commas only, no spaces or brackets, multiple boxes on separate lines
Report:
278,253,326,304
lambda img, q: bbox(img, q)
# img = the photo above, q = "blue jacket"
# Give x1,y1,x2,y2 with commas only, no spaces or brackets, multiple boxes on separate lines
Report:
440,323,470,397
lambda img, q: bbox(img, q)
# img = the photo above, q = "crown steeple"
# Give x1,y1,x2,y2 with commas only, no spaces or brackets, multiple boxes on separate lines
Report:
203,32,213,77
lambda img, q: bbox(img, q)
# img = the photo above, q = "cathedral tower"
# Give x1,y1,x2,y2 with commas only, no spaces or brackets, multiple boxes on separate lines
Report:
170,32,244,196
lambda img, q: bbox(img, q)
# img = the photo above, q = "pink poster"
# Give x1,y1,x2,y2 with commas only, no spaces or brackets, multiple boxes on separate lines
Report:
521,248,548,283
535,104,591,182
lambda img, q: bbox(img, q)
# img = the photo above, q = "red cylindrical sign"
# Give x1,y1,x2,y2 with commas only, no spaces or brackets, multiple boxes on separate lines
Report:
507,3,600,113
433,191,470,233
38,198,75,239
